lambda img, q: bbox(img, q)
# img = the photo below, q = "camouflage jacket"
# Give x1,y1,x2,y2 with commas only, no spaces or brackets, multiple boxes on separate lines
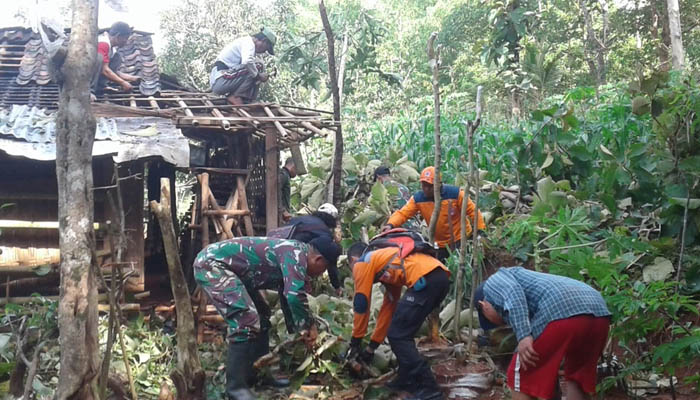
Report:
194,237,313,332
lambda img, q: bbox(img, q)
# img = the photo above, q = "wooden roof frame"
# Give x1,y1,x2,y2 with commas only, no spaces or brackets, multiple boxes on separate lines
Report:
91,90,338,148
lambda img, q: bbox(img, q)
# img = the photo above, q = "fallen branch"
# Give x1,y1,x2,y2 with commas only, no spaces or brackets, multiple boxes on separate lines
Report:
362,370,396,386
253,336,304,369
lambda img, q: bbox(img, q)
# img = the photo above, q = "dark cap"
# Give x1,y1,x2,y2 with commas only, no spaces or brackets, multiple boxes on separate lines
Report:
309,236,342,288
374,166,391,181
474,282,499,331
109,21,133,37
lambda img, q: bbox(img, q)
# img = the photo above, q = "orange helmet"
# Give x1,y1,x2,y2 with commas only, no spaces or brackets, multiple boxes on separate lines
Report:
420,166,436,184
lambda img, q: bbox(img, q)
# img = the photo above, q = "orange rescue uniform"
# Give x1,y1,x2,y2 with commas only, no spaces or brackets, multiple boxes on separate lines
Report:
387,184,486,248
351,247,450,344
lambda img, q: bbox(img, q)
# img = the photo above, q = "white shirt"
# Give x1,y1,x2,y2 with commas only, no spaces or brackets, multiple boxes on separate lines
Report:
209,36,259,85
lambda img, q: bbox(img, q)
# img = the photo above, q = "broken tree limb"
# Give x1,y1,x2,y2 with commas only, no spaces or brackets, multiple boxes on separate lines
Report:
456,86,483,344
465,87,483,352
253,336,304,369
150,177,206,399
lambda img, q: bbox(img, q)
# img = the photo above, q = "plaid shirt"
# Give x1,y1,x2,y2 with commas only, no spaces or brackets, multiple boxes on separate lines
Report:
484,267,611,341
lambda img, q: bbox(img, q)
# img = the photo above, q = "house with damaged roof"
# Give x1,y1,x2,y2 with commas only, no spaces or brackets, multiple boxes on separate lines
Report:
0,26,337,304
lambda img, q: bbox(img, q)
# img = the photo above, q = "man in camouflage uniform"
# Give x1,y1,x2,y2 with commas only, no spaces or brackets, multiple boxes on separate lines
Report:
375,166,421,231
194,236,341,400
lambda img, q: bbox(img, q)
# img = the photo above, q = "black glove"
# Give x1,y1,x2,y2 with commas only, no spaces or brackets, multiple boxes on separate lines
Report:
359,340,380,363
346,337,362,361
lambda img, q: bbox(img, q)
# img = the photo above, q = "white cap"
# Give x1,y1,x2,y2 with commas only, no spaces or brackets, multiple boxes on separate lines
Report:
318,203,338,218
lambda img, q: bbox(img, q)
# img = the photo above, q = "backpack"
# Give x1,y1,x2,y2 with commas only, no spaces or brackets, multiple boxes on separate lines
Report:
267,224,297,240
363,228,438,283
267,215,330,242
365,228,437,258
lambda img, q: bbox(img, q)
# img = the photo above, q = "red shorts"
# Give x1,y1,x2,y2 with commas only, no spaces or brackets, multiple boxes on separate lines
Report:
507,315,610,399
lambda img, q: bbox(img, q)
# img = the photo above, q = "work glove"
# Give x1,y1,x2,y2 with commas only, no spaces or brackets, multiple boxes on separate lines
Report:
359,341,380,363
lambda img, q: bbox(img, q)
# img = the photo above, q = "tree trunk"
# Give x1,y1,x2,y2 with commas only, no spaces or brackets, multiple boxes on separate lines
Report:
338,31,349,109
666,0,684,69
426,32,442,343
55,0,100,398
319,0,343,205
151,178,206,399
578,0,608,87
651,0,671,70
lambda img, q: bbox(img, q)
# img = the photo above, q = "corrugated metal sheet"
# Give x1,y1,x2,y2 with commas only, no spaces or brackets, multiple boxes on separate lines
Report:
0,105,189,166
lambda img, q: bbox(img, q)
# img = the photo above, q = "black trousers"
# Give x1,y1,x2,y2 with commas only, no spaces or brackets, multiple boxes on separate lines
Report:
387,267,450,390
436,243,457,263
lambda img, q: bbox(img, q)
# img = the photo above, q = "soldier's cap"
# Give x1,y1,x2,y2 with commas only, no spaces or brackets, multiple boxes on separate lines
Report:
473,282,499,331
374,166,391,181
261,27,276,55
420,166,436,184
309,235,341,270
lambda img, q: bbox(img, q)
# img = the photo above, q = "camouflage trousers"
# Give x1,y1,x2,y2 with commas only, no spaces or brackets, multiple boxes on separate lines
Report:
193,258,264,343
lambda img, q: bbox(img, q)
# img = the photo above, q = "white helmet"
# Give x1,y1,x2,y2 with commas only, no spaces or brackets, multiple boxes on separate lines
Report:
318,203,338,219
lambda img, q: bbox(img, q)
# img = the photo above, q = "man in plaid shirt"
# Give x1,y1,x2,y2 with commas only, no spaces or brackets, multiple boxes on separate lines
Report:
474,267,611,400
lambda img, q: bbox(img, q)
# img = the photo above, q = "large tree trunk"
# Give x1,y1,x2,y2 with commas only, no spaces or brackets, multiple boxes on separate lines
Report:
319,0,343,205
151,178,206,399
55,0,100,398
666,0,684,69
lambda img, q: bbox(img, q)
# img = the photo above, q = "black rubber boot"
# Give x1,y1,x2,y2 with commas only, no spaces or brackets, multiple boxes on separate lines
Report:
226,342,257,400
250,330,290,388
405,362,443,400
385,373,418,393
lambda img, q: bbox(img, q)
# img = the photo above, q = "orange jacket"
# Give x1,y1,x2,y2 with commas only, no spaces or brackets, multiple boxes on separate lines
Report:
387,185,485,248
351,247,449,343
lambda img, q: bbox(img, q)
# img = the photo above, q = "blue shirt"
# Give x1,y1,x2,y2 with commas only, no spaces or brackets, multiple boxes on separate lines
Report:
484,267,611,341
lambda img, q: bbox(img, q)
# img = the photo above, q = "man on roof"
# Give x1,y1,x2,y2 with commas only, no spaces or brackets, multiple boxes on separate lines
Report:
382,166,486,262
346,242,450,400
210,27,276,105
194,236,341,400
91,21,139,95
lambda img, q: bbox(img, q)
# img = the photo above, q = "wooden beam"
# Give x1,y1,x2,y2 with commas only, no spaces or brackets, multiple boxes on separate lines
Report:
236,176,255,236
201,96,231,130
0,220,102,230
265,127,279,232
202,209,250,217
277,108,327,136
206,191,234,239
187,167,249,176
199,173,210,247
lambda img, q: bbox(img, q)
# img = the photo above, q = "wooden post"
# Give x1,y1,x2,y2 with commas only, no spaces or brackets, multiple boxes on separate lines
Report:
199,173,210,247
237,176,255,236
265,127,279,231
150,178,205,398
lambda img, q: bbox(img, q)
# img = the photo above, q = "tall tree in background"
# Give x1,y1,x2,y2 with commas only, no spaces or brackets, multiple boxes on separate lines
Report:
667,0,685,69
54,0,100,397
578,0,610,87
319,0,343,205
